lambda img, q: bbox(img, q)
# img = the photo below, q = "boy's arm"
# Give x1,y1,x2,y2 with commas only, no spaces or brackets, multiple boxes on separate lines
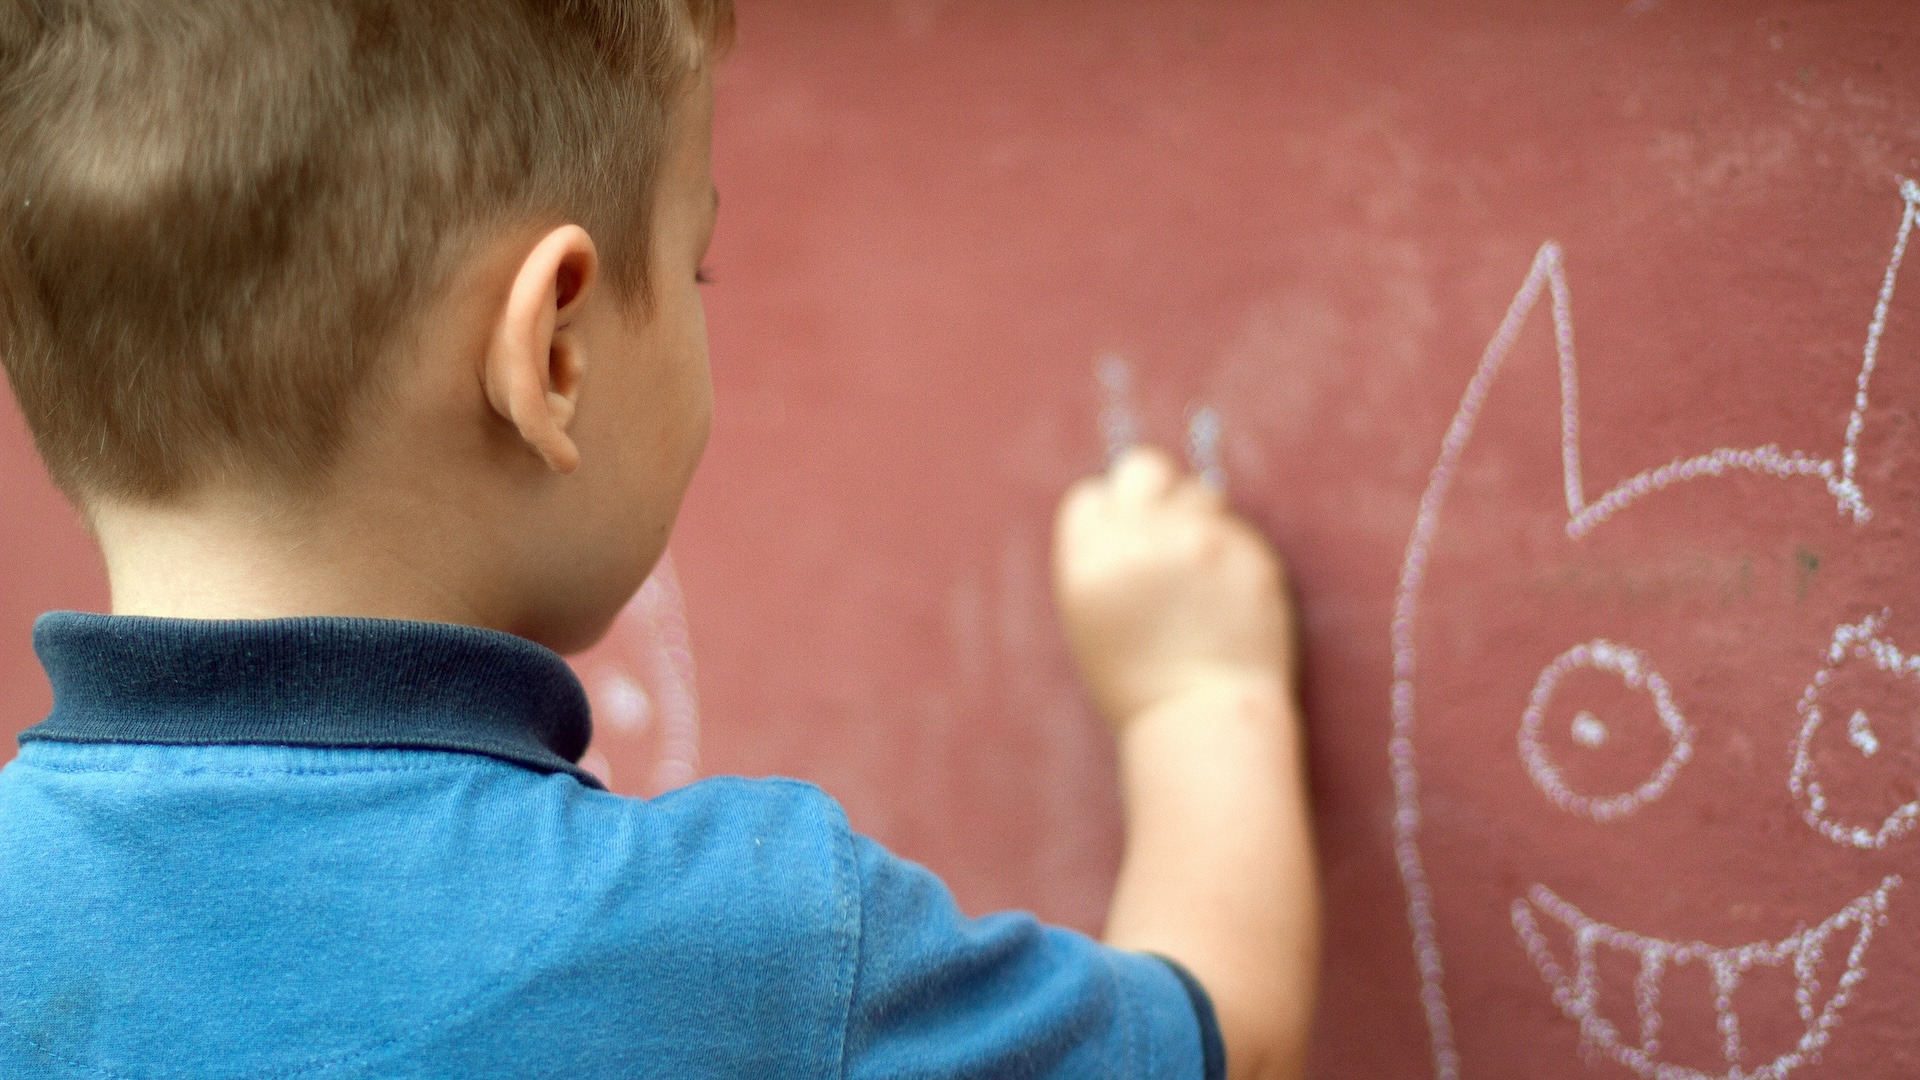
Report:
1053,447,1319,1080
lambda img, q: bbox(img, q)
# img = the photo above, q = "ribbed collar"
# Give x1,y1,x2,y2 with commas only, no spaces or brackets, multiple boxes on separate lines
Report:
21,612,601,789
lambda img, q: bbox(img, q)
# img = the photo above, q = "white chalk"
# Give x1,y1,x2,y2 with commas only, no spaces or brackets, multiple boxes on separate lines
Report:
1186,405,1226,491
1097,353,1138,465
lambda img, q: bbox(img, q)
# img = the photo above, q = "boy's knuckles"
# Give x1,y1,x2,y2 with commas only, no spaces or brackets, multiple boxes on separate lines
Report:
1054,484,1103,528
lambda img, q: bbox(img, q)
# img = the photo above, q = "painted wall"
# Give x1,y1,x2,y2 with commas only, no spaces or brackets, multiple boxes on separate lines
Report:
7,2,1920,1077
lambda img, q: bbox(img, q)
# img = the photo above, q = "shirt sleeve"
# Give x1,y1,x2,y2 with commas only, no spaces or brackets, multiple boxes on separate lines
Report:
839,831,1222,1080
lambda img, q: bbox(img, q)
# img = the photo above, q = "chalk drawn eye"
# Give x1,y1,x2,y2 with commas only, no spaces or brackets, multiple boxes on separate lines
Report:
1518,640,1695,822
1790,613,1920,849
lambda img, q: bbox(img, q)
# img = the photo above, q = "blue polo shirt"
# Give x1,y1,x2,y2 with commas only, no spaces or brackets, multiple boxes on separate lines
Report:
0,613,1223,1078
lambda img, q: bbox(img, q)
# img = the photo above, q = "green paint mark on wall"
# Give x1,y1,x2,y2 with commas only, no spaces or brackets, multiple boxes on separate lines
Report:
1794,546,1820,602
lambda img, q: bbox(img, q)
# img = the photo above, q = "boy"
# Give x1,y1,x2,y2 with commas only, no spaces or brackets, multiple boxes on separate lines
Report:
0,1,1318,1077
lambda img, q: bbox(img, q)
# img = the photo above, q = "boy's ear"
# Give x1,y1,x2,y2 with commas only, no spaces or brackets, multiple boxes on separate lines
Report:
484,225,600,474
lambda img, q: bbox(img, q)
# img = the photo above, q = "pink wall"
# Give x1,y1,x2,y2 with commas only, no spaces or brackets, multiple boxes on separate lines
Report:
0,409,105,735
6,3,1920,1077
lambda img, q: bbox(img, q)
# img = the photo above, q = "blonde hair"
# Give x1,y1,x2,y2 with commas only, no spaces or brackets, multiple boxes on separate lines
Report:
0,0,733,501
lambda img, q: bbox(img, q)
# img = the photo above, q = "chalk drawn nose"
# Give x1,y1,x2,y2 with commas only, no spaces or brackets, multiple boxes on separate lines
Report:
1849,710,1881,758
1518,640,1695,823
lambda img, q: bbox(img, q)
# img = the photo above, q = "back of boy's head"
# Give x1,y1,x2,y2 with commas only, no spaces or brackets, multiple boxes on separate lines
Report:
0,0,732,505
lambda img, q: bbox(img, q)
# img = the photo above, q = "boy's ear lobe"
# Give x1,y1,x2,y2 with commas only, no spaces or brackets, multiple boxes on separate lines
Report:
484,225,600,474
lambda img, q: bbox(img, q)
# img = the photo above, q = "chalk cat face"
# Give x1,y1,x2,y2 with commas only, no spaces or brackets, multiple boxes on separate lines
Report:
1392,181,1920,1080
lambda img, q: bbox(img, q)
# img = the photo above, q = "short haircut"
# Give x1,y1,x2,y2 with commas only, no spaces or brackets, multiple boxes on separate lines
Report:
0,0,733,502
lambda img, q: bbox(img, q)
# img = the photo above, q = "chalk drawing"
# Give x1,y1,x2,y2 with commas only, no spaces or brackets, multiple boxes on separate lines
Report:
1511,876,1900,1080
1517,640,1695,823
1094,355,1228,489
1390,179,1920,1080
1186,405,1226,491
1565,180,1919,538
574,552,702,795
1847,711,1881,759
1789,613,1920,850
1571,711,1610,748
1098,354,1139,465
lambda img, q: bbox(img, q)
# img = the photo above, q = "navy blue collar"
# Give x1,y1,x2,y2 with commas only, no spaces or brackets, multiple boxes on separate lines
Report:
21,612,602,789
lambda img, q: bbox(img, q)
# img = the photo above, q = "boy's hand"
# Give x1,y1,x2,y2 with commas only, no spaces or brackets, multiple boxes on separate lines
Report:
1052,446,1294,731
1057,445,1317,1080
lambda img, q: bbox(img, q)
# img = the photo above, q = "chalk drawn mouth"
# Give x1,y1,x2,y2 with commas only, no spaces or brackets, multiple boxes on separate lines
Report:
1510,877,1900,1080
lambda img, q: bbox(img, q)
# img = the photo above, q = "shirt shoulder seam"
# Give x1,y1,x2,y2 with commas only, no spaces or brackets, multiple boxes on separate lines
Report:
7,748,520,781
829,797,860,1080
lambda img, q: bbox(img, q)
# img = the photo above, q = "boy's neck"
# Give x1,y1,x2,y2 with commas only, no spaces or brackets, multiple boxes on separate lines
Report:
90,492,499,630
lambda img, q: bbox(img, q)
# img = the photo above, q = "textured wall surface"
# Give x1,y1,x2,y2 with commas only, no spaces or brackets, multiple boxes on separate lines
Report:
6,2,1920,1077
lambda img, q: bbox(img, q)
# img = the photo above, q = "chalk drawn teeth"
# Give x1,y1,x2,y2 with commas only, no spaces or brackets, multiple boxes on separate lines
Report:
1511,877,1900,1080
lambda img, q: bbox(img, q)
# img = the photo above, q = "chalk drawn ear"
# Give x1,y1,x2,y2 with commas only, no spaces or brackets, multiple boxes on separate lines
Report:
1507,236,1854,544
1562,178,1920,539
1431,178,1920,564
1403,240,1588,541
1840,176,1920,506
1445,179,1920,549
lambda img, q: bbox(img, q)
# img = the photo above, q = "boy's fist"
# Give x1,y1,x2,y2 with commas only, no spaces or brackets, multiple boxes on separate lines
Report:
1052,446,1295,730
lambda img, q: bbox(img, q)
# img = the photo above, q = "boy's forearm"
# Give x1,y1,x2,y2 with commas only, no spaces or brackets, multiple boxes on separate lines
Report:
1102,677,1320,1080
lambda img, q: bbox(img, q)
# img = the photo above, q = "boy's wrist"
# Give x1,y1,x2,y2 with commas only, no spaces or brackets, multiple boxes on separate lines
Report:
1116,668,1294,743
1105,664,1317,1080
1113,669,1304,813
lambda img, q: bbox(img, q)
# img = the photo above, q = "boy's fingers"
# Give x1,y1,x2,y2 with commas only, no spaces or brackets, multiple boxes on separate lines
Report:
1110,445,1179,504
1056,477,1106,535
1169,469,1226,513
